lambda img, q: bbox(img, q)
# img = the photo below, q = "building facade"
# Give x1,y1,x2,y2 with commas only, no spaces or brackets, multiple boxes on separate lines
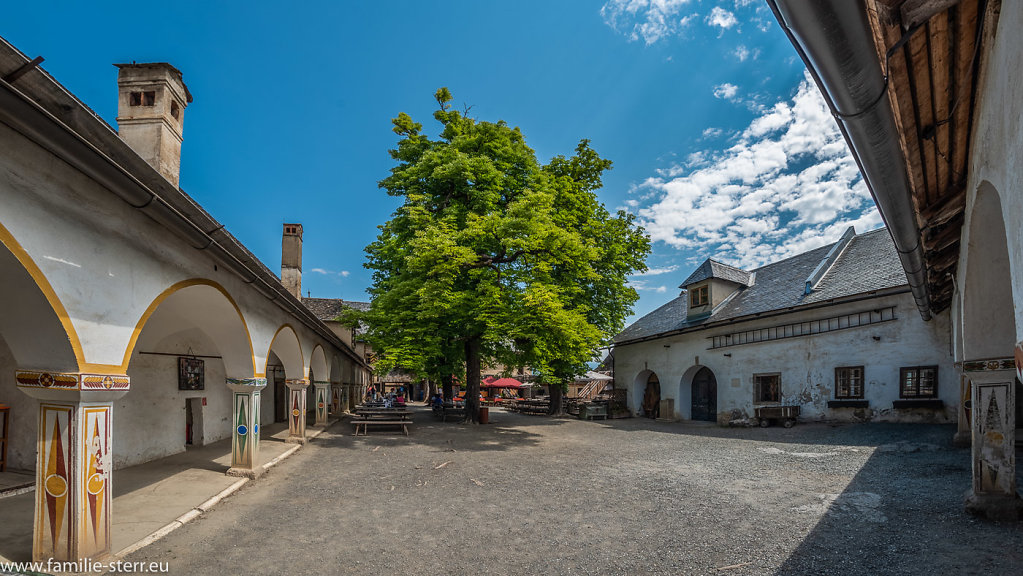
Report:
0,37,371,561
614,228,955,425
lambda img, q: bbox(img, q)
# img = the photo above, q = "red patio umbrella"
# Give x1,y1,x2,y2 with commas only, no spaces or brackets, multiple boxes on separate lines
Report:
483,377,525,389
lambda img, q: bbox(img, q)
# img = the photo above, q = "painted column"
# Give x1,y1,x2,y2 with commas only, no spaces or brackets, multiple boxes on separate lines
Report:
16,371,130,562
330,384,341,415
226,378,266,478
312,381,330,427
285,379,309,444
963,358,1022,520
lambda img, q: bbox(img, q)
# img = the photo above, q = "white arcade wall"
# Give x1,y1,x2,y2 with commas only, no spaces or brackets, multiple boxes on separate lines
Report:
118,328,231,469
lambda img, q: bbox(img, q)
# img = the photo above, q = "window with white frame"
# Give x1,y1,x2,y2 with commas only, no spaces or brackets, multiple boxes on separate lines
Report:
835,366,864,399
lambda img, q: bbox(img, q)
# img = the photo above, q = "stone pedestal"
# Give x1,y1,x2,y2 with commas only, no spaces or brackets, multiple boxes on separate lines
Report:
285,379,309,444
226,378,267,479
312,381,330,427
16,371,129,562
963,361,1022,520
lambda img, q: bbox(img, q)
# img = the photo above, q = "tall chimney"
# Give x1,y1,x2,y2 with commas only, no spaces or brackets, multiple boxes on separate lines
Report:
282,223,303,299
114,63,192,187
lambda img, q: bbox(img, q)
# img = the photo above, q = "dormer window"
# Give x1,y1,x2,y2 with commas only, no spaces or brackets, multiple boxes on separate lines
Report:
130,91,156,107
690,285,709,307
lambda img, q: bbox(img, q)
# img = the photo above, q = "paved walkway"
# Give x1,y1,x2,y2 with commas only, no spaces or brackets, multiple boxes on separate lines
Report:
120,407,1023,576
0,418,341,563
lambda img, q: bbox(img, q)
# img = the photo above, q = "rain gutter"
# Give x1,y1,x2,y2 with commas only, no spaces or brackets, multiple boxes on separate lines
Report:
767,0,932,320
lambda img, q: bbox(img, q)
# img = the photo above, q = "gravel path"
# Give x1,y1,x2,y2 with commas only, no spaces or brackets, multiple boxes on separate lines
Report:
126,406,1023,575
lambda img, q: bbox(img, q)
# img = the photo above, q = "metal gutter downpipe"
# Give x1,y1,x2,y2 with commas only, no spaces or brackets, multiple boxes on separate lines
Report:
768,0,932,320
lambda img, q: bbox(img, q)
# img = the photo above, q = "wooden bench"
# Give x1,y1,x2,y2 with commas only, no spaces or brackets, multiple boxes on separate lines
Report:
352,419,413,436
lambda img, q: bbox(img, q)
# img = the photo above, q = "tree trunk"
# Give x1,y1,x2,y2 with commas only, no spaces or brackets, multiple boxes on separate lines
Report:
464,337,482,423
426,379,438,404
441,374,454,402
549,381,566,415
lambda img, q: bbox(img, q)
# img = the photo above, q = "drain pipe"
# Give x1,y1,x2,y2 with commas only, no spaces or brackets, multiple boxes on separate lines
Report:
767,0,932,320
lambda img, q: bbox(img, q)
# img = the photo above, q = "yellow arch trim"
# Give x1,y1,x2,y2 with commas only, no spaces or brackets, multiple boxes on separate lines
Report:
309,343,329,381
263,323,305,379
104,278,257,376
0,221,87,370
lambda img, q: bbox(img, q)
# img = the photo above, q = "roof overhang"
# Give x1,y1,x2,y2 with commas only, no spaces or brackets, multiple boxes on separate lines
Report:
767,0,991,319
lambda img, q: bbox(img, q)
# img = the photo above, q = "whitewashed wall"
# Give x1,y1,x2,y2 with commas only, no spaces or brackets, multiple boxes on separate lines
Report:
614,292,956,424
117,328,231,469
0,334,36,471
957,0,1023,358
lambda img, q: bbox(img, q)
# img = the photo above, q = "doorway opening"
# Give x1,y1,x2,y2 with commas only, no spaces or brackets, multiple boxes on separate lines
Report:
691,367,717,422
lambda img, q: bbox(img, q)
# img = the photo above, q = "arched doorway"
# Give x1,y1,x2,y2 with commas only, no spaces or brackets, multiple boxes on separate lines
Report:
268,352,287,422
642,373,660,419
264,325,305,442
961,181,1020,513
691,367,717,422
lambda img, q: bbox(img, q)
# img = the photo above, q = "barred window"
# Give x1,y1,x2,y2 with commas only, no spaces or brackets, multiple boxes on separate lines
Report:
900,366,937,398
754,373,780,404
835,366,864,399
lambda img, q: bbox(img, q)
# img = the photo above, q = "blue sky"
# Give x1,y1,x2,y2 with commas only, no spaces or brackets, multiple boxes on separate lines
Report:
3,0,880,323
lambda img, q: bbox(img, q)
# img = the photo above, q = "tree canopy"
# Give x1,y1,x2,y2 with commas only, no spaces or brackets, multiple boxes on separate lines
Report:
359,88,650,420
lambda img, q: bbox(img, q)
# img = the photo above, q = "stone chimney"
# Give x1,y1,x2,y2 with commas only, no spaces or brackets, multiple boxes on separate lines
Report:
114,63,192,187
282,223,303,299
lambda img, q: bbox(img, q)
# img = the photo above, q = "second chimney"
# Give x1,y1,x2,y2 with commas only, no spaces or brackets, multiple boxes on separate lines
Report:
282,223,303,299
114,62,192,187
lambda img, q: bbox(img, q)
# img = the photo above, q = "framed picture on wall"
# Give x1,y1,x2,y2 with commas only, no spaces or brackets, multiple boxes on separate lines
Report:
179,357,205,390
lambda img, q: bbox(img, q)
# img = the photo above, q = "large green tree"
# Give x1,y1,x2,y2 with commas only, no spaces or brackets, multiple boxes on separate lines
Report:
362,89,649,421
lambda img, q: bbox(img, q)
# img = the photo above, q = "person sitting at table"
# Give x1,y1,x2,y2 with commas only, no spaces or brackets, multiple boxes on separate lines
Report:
432,393,443,408
395,391,406,406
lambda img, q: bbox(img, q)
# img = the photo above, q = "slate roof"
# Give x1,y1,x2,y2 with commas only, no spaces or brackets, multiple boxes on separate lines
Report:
615,228,907,344
303,298,371,322
679,259,754,288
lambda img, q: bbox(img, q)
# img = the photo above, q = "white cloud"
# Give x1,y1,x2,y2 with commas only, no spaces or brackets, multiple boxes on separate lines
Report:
600,0,696,44
310,267,351,278
707,7,738,30
632,72,882,270
734,45,750,61
627,279,671,293
713,83,739,100
633,265,679,276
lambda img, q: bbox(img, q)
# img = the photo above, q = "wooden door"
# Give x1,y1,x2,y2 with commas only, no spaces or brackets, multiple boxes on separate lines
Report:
691,367,717,422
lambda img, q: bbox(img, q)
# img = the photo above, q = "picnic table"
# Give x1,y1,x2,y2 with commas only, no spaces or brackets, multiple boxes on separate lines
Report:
432,403,467,422
511,398,550,415
352,406,414,436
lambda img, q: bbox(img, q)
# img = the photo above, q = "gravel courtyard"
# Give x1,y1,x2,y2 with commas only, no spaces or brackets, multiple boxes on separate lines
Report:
128,406,1023,575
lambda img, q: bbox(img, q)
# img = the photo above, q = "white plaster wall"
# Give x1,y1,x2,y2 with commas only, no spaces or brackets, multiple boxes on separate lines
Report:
958,0,1023,355
614,293,956,424
0,120,351,375
0,334,38,471
117,328,231,469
